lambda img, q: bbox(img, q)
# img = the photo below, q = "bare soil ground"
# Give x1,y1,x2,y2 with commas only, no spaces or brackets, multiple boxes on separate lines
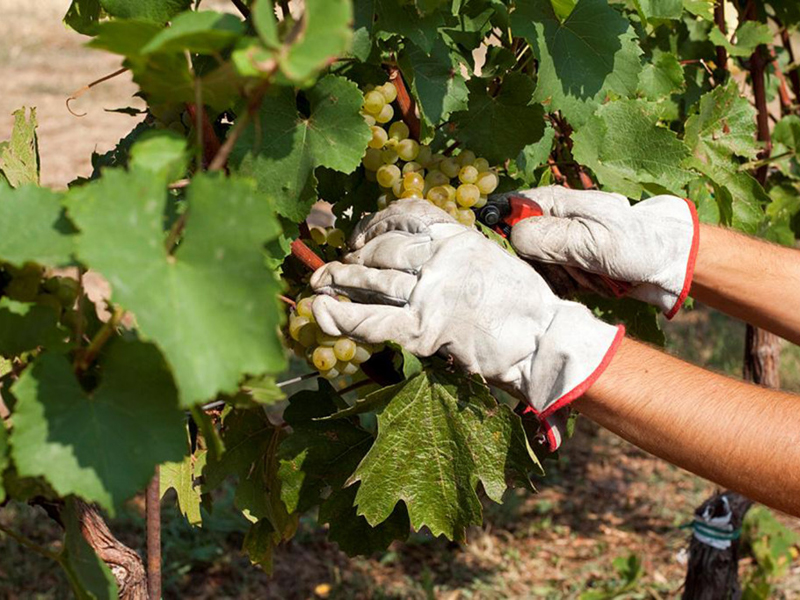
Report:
1,3,799,599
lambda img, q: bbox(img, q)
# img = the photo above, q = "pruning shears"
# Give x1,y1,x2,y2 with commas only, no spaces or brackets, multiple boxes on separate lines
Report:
475,193,632,298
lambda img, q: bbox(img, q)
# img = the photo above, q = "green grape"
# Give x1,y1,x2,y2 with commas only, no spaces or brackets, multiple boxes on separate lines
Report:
458,165,479,184
362,148,383,171
333,337,357,361
442,200,458,214
368,125,388,149
476,171,499,194
375,103,394,123
352,343,373,364
456,183,480,208
439,157,460,178
377,194,391,210
402,161,423,174
289,315,309,341
403,171,425,193
316,329,338,347
397,139,420,161
428,153,445,169
56,278,79,307
473,157,490,172
442,184,457,202
381,146,399,164
416,145,433,167
474,194,488,209
377,164,402,188
296,296,314,318
363,90,386,115
313,346,338,371
425,170,450,188
42,277,61,294
379,82,398,103
338,360,359,376
320,366,341,380
327,228,346,248
427,186,449,206
401,189,423,199
457,150,476,166
388,121,410,141
362,113,376,126
309,226,328,245
391,179,404,197
457,208,476,227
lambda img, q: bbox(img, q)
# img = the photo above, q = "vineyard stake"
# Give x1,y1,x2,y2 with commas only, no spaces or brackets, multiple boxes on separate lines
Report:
146,469,161,600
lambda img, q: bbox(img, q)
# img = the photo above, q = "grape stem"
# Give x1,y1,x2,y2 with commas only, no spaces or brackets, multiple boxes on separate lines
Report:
278,294,296,308
65,68,129,118
385,65,421,141
75,306,124,372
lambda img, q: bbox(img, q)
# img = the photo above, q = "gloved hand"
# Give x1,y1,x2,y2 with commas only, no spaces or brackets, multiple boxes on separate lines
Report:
508,187,699,318
310,199,625,450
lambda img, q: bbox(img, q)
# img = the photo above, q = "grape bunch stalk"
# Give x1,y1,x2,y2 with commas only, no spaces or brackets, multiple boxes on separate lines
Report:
287,295,377,380
360,81,500,227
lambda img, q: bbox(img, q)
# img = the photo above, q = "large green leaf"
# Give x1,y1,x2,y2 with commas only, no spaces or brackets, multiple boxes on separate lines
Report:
0,185,75,268
0,108,39,188
142,11,244,55
573,99,693,196
709,22,773,58
635,0,683,22
350,372,541,541
0,299,66,357
452,73,545,164
64,0,103,35
512,0,642,125
60,498,118,600
637,49,684,99
400,38,469,130
65,170,285,406
99,0,191,22
230,75,371,222
373,0,445,54
683,81,766,232
10,341,185,513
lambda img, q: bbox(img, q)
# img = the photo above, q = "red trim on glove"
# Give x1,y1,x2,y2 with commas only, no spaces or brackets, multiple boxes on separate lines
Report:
665,198,700,320
524,324,626,451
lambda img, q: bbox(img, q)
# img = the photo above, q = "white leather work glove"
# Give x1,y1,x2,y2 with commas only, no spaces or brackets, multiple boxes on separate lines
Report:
310,199,625,450
508,187,699,318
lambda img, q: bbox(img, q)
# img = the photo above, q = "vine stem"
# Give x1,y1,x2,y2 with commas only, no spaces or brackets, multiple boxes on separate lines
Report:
66,68,129,117
0,522,61,562
146,469,161,600
386,65,421,140
76,307,124,371
779,25,800,107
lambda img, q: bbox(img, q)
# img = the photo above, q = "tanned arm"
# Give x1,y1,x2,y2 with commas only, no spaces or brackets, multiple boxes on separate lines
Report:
575,337,800,517
692,224,800,344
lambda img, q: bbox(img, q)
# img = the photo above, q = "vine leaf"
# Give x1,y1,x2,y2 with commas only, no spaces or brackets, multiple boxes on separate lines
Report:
0,299,67,357
683,81,767,232
65,170,286,406
64,0,103,36
142,10,245,55
98,0,191,23
573,98,693,197
709,21,773,58
230,75,371,222
451,73,545,164
350,371,541,542
637,49,685,100
160,451,206,526
60,498,119,600
634,0,683,22
10,341,186,513
373,0,445,54
242,519,279,574
0,108,39,188
512,0,643,126
0,185,75,268
400,38,469,134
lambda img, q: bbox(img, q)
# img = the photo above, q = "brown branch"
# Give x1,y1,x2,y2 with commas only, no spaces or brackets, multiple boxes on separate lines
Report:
769,47,793,113
386,65,421,141
290,239,325,271
66,68,129,117
780,26,800,108
714,1,727,73
750,45,772,185
146,471,161,600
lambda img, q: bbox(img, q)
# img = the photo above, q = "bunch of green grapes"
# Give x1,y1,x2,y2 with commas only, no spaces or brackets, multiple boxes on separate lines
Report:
308,226,346,248
360,82,500,227
287,295,375,380
2,264,83,329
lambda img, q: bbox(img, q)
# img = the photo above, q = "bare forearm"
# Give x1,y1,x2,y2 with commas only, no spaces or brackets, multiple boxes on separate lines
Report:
575,338,800,517
692,224,800,344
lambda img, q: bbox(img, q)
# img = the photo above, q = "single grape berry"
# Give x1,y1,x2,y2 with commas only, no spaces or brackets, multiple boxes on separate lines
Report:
362,148,383,171
458,165,479,184
377,164,402,188
457,209,476,227
368,125,388,149
402,161,423,174
403,171,425,193
416,145,433,167
401,189,423,199
363,90,386,115
388,121,410,141
316,329,338,347
476,171,499,195
352,344,373,364
334,338,357,361
327,228,346,248
439,157,460,179
474,194,488,209
396,139,420,162
375,103,394,123
427,186,449,206
309,227,327,245
473,157,490,172
457,150,476,166
425,170,450,188
381,146,399,164
338,360,359,376
379,82,398,103
362,113,376,126
456,183,480,208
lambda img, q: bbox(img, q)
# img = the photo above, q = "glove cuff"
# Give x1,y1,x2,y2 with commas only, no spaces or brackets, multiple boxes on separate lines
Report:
663,197,700,318
520,303,625,451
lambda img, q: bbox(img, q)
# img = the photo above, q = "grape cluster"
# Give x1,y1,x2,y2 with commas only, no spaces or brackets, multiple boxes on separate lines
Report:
308,226,346,248
288,295,376,380
360,82,499,227
1,264,82,328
